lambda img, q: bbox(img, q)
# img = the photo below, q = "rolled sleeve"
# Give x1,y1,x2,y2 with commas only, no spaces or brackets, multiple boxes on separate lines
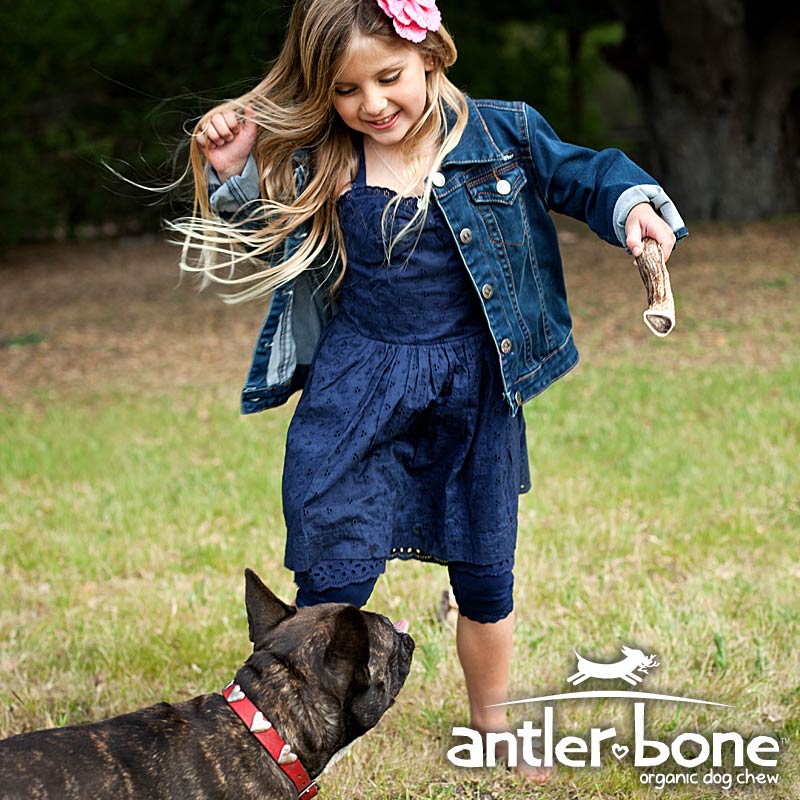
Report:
613,184,689,250
208,154,261,215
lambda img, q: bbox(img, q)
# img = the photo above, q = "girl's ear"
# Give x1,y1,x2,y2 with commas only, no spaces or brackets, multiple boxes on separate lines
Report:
424,55,435,72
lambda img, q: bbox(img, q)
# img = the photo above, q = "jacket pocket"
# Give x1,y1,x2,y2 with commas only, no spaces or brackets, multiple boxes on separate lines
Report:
466,162,528,248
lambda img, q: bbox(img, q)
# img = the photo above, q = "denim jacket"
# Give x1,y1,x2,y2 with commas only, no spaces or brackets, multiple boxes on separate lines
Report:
209,97,687,415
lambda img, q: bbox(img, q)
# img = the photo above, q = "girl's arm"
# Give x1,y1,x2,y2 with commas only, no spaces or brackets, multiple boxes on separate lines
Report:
522,105,687,261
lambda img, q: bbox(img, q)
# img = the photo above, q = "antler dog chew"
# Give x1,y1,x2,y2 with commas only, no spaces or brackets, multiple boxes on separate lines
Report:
635,237,675,337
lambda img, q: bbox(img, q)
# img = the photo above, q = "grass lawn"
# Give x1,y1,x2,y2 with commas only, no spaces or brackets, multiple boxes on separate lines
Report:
1,216,798,797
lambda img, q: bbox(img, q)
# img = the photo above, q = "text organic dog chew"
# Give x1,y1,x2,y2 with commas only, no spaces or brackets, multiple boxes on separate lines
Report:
0,569,414,799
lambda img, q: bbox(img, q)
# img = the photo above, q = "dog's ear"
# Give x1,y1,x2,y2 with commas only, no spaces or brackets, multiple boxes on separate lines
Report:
244,568,296,647
324,605,371,690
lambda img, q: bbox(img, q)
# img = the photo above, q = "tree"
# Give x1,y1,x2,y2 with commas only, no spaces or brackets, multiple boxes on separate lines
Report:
604,0,800,221
487,0,800,220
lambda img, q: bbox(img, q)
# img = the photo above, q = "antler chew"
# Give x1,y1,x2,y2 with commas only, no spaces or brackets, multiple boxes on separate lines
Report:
636,238,675,337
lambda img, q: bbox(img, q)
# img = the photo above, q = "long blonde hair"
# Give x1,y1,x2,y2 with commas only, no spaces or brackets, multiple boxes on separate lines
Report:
171,0,468,303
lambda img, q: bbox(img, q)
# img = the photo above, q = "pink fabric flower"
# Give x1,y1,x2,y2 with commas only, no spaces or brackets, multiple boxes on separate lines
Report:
376,0,442,43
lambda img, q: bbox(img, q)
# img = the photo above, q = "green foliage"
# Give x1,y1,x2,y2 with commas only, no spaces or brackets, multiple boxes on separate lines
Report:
450,19,636,148
0,0,288,245
1,1,634,245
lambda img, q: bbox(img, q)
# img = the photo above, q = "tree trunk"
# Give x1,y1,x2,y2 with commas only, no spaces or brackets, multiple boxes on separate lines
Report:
606,0,800,221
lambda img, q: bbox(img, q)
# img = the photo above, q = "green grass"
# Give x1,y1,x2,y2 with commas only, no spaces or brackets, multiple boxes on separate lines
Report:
2,216,799,797
2,356,798,798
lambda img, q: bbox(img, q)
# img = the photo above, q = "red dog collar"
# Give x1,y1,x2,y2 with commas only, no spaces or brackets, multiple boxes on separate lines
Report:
222,680,318,798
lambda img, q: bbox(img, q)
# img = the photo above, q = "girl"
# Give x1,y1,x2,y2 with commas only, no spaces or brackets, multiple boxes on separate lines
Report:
179,0,687,782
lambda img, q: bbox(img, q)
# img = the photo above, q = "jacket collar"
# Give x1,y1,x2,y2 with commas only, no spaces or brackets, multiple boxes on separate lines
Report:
294,96,506,173
441,95,508,166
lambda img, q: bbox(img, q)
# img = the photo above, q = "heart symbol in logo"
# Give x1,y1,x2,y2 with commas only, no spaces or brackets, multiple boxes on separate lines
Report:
612,743,629,760
278,743,298,765
227,684,245,703
250,711,272,733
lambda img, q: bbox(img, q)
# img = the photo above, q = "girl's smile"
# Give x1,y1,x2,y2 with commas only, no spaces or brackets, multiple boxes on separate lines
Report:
333,35,433,149
365,110,400,130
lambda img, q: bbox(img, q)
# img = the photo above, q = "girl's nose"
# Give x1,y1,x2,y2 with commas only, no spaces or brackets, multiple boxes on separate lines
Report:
361,89,388,117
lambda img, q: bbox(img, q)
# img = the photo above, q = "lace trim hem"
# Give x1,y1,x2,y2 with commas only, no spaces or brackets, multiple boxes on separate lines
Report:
294,551,515,593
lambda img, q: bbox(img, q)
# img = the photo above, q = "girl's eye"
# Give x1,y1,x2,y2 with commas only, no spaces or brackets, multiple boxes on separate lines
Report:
334,71,400,96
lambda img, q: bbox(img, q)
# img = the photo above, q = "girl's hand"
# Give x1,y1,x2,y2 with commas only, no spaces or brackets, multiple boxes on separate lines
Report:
625,202,677,262
196,106,258,182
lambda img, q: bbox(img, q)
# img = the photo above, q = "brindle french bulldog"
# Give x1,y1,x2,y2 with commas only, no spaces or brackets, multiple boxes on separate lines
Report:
0,569,414,799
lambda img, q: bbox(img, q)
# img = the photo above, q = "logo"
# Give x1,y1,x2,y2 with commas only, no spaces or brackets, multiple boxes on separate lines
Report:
447,643,782,791
568,645,659,686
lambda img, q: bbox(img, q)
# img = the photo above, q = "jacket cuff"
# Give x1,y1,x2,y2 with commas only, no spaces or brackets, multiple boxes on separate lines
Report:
208,154,260,214
613,184,689,251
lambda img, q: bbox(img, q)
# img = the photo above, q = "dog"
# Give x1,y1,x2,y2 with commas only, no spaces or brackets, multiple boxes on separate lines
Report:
0,569,414,799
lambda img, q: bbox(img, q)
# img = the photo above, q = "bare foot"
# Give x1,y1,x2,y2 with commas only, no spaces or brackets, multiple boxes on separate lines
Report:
509,757,553,785
477,729,554,785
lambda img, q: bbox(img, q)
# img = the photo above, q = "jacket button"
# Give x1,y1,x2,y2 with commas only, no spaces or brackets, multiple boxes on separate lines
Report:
515,391,522,405
481,283,494,300
431,171,446,187
459,228,473,244
500,338,512,354
496,179,512,195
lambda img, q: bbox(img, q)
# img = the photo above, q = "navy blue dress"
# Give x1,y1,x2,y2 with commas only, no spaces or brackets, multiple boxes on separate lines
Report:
283,140,529,593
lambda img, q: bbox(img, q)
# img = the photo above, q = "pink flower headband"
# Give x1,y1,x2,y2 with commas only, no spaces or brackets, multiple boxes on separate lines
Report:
376,0,441,43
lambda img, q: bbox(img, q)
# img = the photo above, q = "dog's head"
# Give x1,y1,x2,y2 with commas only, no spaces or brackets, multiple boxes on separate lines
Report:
238,569,414,772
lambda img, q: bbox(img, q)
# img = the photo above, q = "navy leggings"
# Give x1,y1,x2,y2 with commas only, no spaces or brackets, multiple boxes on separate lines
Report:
295,563,514,624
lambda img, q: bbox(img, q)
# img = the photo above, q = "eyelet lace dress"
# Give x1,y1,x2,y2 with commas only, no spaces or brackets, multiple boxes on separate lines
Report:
285,140,530,594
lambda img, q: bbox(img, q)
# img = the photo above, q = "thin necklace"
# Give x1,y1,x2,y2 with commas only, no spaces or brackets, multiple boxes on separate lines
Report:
367,139,425,195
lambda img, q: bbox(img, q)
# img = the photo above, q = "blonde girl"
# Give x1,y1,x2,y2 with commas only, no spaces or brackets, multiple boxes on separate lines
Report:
178,0,687,782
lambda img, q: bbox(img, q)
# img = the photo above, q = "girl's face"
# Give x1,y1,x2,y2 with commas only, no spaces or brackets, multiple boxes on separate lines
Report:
332,35,434,148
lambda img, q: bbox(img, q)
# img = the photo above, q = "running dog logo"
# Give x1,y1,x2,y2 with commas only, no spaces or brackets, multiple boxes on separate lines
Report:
568,645,659,686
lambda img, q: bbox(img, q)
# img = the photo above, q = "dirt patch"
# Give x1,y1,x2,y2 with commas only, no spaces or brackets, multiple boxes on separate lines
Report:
1,217,798,406
0,236,265,406
556,214,800,369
